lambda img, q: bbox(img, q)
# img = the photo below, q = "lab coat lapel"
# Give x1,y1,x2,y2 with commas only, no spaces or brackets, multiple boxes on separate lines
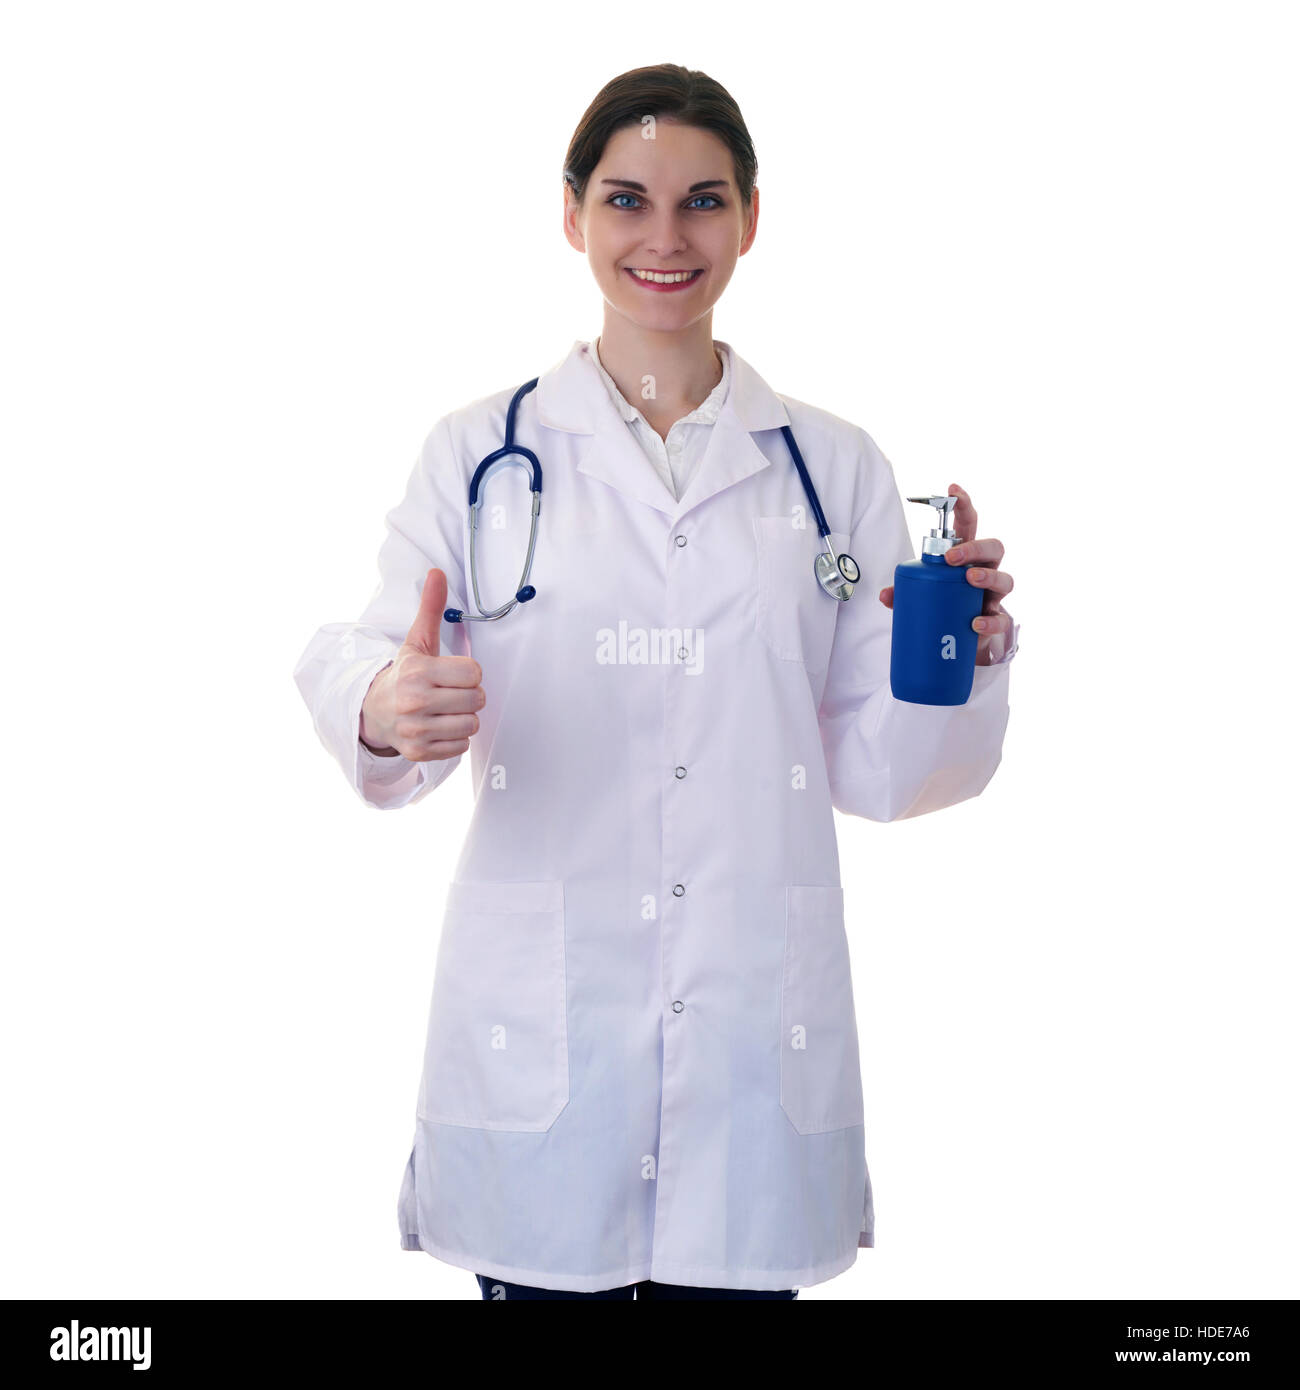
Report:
673,339,794,525
670,396,775,528
533,339,793,522
583,405,683,515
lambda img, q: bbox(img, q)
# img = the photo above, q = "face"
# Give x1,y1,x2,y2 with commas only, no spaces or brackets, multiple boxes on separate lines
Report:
564,119,758,333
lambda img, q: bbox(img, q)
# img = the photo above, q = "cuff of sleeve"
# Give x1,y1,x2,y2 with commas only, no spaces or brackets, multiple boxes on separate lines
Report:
984,618,1020,666
348,657,399,787
358,738,415,783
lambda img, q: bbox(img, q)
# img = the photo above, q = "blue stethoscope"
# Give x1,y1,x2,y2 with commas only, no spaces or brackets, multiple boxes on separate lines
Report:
444,377,860,623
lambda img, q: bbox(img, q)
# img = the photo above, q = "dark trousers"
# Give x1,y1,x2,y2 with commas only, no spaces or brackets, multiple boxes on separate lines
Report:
476,1274,797,1300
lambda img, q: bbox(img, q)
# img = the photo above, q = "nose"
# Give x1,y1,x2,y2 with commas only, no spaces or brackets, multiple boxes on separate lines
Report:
640,208,691,260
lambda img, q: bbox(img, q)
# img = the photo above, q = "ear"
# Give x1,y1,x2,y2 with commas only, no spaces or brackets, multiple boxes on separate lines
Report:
562,183,587,255
738,185,760,258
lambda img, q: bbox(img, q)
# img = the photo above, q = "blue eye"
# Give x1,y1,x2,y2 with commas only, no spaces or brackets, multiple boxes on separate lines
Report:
607,192,723,211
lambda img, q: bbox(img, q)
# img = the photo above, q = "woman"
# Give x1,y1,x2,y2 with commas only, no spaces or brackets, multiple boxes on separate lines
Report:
294,63,1019,1300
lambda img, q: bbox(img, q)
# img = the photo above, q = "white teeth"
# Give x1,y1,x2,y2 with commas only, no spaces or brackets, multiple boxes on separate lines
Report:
630,269,700,284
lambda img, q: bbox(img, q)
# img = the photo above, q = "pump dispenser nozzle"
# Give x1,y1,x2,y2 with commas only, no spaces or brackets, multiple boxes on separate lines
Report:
906,495,962,556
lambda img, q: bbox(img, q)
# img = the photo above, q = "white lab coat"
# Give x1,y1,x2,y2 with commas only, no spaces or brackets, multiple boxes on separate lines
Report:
293,338,1018,1291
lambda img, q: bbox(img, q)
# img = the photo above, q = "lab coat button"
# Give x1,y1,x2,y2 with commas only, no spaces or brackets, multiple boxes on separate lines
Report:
675,534,687,547
677,647,688,660
671,1000,685,1013
672,883,685,897
674,766,687,779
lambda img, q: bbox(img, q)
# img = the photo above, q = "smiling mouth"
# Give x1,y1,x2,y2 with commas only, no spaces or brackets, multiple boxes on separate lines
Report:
625,267,704,285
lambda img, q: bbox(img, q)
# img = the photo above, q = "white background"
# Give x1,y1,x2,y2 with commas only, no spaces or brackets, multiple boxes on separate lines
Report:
2,1,1295,1300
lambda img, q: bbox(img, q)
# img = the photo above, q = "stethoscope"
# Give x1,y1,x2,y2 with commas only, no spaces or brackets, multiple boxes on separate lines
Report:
444,377,860,623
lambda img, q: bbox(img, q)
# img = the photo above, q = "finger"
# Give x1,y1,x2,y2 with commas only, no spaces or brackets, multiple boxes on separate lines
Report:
945,537,1005,567
428,684,487,715
408,653,483,688
398,711,479,748
405,683,485,717
949,483,977,543
972,611,1013,637
408,737,472,763
964,566,1014,598
392,674,484,719
403,568,448,656
424,712,480,740
878,585,894,609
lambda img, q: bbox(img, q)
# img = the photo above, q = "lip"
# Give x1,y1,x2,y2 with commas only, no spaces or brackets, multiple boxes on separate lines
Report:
623,267,704,294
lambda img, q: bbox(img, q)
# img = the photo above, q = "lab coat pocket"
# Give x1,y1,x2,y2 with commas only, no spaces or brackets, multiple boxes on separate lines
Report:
418,879,569,1132
752,517,848,673
780,885,864,1135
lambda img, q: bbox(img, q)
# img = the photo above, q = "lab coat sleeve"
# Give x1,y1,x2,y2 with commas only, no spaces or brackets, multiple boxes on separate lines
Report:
817,431,1017,822
293,413,471,811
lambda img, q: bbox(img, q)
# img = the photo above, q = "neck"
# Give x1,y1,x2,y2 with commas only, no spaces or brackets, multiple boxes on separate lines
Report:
594,317,722,416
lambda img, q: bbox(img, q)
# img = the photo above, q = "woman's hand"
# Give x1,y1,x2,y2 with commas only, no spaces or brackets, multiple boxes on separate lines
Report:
360,567,486,759
877,483,1016,666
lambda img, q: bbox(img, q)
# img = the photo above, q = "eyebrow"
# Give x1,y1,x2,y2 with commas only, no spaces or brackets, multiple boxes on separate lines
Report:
600,178,731,194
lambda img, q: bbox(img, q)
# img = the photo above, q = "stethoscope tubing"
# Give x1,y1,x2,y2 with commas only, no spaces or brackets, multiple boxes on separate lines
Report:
450,379,544,623
447,375,857,622
778,424,830,539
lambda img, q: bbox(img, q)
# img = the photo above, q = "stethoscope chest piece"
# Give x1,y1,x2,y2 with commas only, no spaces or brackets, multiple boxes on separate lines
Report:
815,546,859,601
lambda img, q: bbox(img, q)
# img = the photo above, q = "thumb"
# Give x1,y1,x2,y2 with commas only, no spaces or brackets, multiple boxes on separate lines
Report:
403,567,448,656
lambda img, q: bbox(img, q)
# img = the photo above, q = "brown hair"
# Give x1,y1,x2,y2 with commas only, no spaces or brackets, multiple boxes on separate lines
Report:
562,64,758,209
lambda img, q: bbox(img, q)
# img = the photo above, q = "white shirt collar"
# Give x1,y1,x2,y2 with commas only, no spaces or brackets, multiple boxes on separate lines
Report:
586,338,731,429
534,336,790,440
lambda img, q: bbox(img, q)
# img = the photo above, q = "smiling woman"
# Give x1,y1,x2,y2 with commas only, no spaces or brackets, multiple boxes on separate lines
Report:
292,61,1020,1305
560,76,758,414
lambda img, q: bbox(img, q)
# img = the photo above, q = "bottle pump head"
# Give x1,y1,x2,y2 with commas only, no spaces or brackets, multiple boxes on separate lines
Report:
906,494,962,556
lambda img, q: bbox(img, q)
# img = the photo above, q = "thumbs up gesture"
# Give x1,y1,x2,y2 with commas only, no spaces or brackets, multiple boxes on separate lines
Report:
359,568,486,760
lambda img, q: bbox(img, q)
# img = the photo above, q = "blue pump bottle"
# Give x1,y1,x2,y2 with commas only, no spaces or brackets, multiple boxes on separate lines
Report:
889,494,984,706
